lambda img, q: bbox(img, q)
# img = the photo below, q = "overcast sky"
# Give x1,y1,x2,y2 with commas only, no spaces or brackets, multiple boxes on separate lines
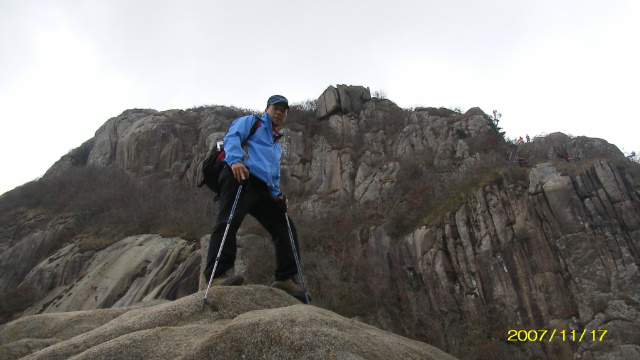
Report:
1,0,638,195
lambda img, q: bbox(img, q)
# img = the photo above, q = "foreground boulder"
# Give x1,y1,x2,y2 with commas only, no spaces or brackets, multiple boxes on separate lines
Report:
0,286,457,360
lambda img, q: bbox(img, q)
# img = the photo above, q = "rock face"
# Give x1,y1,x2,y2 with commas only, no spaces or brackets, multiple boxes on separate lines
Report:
381,160,640,359
516,132,624,162
43,106,246,186
1,84,639,360
316,84,371,119
21,235,199,315
0,216,79,294
0,287,457,360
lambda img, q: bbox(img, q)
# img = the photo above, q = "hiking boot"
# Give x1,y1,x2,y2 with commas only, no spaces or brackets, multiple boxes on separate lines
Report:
211,274,244,286
271,275,311,303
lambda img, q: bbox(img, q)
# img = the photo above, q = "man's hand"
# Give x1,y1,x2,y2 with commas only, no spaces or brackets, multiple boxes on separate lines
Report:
274,195,288,211
231,163,249,183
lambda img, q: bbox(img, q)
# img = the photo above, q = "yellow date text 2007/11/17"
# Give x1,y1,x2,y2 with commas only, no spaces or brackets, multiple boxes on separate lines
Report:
507,329,608,342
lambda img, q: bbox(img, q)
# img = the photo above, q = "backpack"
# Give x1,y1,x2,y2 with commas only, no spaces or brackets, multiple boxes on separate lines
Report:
197,115,261,195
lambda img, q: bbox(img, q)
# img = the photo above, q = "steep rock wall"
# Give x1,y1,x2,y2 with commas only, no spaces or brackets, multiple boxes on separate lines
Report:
378,161,640,359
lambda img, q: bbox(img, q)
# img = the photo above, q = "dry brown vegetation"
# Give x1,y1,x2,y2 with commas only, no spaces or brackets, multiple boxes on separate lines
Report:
1,166,214,249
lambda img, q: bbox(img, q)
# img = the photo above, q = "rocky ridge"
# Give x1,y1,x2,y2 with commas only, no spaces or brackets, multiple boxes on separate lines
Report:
0,84,638,359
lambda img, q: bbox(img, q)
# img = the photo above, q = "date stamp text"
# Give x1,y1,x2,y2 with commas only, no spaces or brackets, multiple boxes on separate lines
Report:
507,329,608,342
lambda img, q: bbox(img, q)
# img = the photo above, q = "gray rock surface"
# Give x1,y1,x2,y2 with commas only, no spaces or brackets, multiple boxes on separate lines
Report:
383,160,640,359
22,235,199,315
0,286,457,360
316,84,371,119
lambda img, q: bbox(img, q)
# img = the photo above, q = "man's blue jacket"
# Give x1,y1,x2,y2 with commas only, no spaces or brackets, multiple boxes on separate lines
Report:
223,112,282,197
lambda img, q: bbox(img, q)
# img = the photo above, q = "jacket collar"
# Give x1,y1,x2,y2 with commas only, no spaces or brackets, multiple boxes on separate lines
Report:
262,113,283,142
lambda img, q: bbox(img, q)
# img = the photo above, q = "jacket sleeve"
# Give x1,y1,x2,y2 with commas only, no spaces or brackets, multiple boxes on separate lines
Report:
223,115,254,166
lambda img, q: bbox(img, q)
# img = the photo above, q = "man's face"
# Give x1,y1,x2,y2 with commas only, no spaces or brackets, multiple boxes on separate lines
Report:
266,103,288,128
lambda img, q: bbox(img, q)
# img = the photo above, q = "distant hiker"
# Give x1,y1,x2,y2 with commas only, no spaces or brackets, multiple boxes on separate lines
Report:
518,136,524,143
204,95,311,303
526,134,530,143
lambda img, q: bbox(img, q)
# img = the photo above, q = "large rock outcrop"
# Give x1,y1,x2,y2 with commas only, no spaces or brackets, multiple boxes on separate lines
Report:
1,84,638,360
315,84,372,119
21,235,199,315
516,132,624,163
0,287,457,360
0,216,78,293
372,160,640,359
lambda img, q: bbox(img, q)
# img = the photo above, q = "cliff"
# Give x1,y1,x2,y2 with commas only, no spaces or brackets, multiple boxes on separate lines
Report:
0,85,638,359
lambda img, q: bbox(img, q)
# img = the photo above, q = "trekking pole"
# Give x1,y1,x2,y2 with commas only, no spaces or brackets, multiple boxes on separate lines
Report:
284,211,310,304
201,183,243,310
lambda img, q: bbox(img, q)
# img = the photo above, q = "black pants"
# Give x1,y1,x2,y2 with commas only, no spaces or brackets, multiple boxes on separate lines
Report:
204,166,300,282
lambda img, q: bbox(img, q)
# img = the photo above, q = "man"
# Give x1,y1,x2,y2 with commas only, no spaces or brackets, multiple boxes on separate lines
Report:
204,95,310,303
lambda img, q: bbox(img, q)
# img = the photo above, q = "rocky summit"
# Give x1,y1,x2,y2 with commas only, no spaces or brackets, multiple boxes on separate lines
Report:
0,286,456,360
0,84,638,359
